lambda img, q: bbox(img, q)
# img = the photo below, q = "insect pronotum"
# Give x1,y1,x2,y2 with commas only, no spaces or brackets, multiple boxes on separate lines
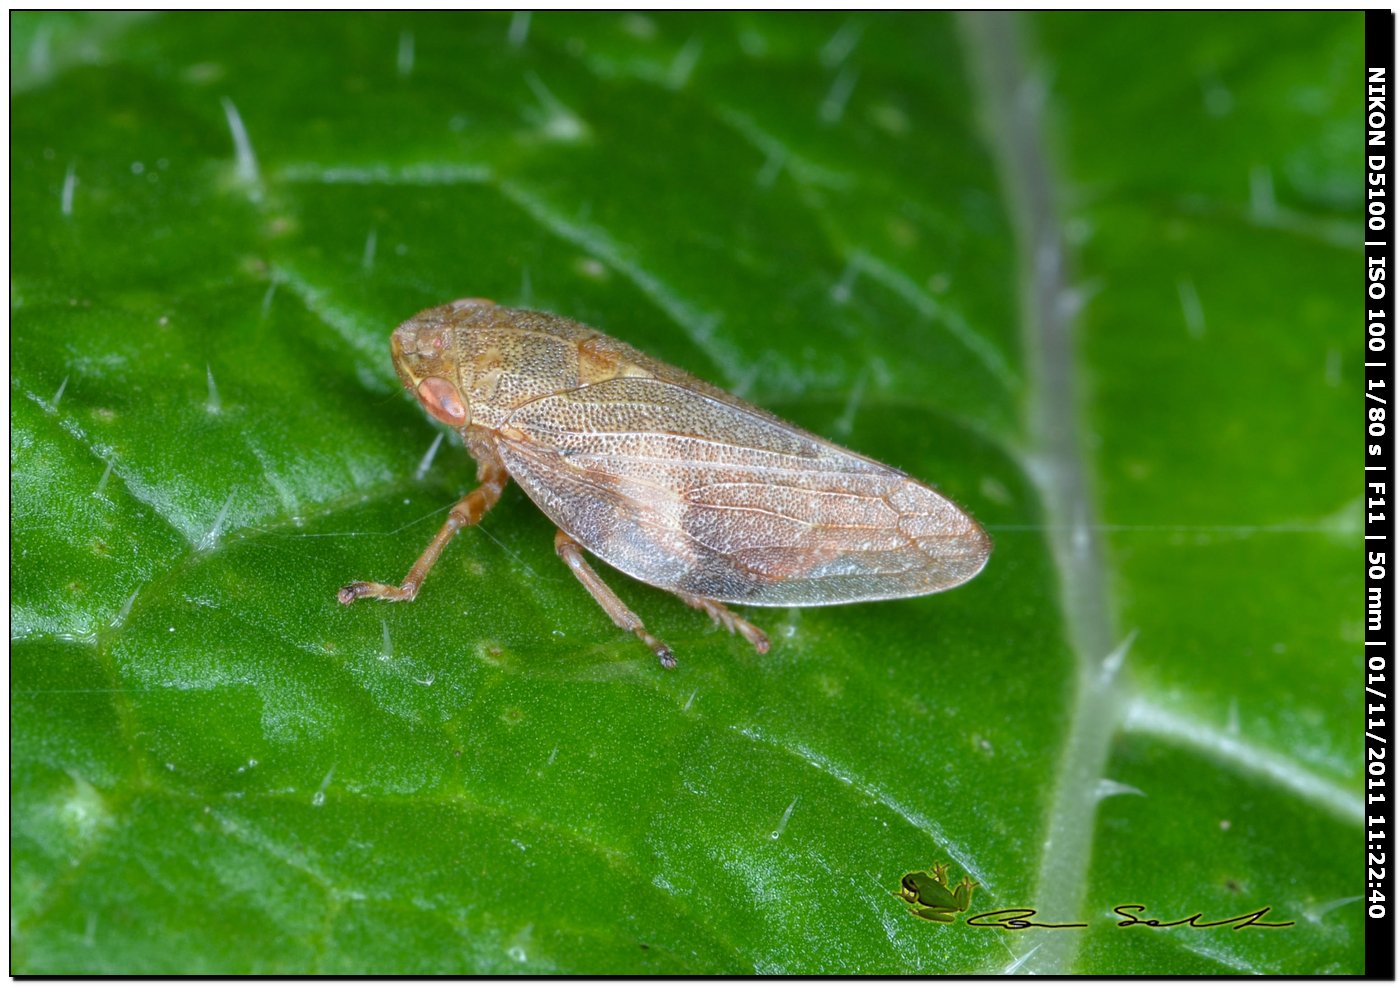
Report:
339,300,991,668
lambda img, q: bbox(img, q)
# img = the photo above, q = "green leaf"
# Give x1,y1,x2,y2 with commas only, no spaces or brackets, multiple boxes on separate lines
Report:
11,11,1362,973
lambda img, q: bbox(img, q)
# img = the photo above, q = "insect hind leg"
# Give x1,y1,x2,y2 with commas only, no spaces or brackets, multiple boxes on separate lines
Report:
677,593,770,654
553,529,676,668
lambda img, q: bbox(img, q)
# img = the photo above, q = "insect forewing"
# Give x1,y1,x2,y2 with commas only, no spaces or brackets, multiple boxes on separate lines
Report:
495,377,990,606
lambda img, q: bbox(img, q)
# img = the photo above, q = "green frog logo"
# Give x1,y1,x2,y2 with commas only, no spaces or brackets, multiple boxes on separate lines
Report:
895,862,978,923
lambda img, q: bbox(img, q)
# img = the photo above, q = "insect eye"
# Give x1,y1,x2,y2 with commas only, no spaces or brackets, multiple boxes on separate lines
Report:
416,377,468,427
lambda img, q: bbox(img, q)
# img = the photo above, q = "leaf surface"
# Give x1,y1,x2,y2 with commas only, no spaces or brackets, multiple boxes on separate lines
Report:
11,11,1362,973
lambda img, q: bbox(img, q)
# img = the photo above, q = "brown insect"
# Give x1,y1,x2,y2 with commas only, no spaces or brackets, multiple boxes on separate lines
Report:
339,299,991,667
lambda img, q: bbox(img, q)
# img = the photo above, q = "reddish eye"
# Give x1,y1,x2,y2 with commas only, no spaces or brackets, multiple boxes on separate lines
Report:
416,377,468,427
432,334,446,352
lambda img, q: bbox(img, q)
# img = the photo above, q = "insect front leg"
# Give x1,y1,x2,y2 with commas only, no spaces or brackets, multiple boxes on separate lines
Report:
553,529,677,669
676,593,770,654
338,456,509,605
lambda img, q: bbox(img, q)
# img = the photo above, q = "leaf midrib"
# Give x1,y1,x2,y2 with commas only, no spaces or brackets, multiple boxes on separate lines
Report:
961,11,1123,975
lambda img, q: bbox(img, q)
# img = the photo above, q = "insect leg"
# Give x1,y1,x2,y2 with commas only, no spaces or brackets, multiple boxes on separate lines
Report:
553,528,676,669
338,459,509,604
676,593,770,654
